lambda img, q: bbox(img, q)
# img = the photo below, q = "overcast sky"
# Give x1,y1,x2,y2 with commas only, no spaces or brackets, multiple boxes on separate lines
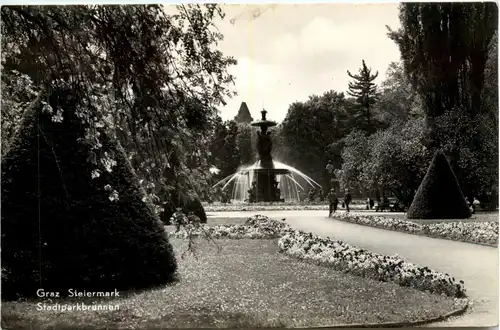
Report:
211,4,402,123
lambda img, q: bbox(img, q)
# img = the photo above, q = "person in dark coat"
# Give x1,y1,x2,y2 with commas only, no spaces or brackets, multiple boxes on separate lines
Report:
344,189,352,213
327,189,339,216
369,198,374,210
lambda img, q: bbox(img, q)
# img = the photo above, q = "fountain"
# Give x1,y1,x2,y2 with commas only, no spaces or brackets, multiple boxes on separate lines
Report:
213,109,321,203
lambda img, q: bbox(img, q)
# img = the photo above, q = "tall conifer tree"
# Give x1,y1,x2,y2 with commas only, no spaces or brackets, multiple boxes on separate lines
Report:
347,60,379,133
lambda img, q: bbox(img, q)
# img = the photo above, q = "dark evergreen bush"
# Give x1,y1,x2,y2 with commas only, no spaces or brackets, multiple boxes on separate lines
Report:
406,150,471,219
182,194,207,223
160,192,207,225
1,90,177,300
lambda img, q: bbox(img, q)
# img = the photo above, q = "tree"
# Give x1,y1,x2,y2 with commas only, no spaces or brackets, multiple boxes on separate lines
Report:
387,2,498,206
236,123,254,165
2,90,177,300
433,107,498,208
1,5,237,211
483,31,498,120
208,119,241,181
340,116,433,204
280,90,349,186
387,3,497,120
375,61,424,125
338,130,370,194
365,117,431,205
347,60,379,133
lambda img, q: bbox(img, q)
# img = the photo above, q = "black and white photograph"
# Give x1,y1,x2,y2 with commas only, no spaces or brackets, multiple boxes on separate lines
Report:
1,3,498,329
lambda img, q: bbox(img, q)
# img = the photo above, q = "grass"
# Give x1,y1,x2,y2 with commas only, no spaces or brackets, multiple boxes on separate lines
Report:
2,239,462,329
406,212,498,224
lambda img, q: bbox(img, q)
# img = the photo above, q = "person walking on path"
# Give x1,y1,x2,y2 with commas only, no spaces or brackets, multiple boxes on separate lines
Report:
344,189,352,213
327,189,339,217
325,160,335,190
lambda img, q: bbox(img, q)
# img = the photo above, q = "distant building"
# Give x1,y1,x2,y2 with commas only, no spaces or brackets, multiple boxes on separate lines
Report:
234,102,253,124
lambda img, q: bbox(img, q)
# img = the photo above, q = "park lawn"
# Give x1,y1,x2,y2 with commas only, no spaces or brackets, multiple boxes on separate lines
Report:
2,239,461,329
406,212,498,224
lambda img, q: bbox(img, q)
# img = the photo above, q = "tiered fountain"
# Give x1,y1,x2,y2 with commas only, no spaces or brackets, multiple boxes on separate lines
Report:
214,109,321,203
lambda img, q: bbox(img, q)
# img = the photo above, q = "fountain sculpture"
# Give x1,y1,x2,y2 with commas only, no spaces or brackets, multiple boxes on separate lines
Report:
214,108,321,203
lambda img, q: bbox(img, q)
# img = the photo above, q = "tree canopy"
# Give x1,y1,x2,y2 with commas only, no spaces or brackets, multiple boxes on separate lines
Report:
279,90,350,186
1,5,237,208
387,2,497,120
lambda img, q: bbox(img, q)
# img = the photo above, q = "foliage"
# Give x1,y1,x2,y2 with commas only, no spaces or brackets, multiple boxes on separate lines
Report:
208,119,241,181
280,90,351,186
387,2,497,125
338,130,370,193
407,151,471,219
386,3,498,206
1,70,39,156
236,123,254,165
1,4,237,210
1,93,177,300
347,60,380,133
433,107,498,207
160,191,207,225
375,61,424,125
340,118,431,205
207,118,256,191
483,31,498,117
368,118,430,205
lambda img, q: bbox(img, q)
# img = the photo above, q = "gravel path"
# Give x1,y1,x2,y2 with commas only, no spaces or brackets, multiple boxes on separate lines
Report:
207,210,499,327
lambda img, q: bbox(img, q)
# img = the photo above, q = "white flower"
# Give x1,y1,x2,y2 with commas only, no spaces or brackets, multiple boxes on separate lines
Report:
278,229,467,298
330,213,497,245
51,107,64,123
41,101,53,115
109,190,119,202
91,170,101,179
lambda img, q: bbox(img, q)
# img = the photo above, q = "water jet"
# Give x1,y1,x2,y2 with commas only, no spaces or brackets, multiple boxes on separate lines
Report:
214,109,321,203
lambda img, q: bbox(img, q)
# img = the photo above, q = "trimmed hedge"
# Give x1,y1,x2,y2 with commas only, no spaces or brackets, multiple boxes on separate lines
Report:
1,90,177,300
407,151,471,219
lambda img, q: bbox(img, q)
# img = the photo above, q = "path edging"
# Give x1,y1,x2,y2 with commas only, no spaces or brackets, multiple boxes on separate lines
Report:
329,216,498,248
294,301,469,329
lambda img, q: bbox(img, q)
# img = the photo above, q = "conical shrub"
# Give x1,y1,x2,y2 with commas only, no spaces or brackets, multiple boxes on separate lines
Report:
1,89,177,300
406,150,471,219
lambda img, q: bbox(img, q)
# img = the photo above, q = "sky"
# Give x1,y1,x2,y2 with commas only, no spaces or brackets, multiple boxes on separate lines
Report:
212,4,402,123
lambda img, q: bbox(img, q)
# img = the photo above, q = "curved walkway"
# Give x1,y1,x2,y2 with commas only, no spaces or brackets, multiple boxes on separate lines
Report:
208,210,499,327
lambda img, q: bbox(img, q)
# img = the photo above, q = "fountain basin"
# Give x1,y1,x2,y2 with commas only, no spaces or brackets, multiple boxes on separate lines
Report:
213,161,321,203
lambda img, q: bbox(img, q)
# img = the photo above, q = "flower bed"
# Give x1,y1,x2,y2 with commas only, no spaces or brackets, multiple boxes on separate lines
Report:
168,215,468,299
330,213,498,246
277,230,467,298
167,215,291,239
